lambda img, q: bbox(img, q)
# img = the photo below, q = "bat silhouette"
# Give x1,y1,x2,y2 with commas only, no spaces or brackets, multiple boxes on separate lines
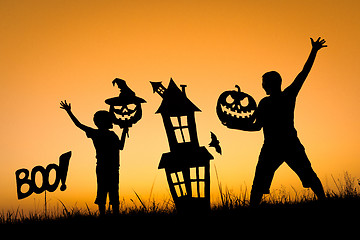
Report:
209,132,222,155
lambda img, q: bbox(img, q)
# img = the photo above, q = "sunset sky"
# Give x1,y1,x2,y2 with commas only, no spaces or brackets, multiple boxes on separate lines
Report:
1,0,359,212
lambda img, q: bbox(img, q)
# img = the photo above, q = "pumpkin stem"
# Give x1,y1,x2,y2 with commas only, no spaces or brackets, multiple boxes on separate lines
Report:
235,85,241,92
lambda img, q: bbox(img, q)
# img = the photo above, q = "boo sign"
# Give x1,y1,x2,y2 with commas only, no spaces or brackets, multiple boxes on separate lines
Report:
15,151,71,200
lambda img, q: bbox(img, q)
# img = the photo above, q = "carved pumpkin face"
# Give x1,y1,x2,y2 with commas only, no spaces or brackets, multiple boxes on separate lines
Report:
109,102,142,127
216,85,257,128
106,96,146,128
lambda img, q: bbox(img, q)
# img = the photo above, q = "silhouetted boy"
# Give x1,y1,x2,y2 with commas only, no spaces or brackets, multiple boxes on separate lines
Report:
60,100,127,215
229,37,327,206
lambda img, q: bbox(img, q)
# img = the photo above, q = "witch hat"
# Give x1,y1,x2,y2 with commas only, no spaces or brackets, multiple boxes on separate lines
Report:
105,78,146,106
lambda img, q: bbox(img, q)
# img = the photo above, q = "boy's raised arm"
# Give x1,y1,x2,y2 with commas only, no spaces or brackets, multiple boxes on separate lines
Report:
288,37,327,95
60,100,89,132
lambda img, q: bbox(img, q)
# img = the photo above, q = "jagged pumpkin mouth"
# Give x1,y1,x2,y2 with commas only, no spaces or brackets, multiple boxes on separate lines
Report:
113,104,137,121
114,110,137,120
220,104,255,119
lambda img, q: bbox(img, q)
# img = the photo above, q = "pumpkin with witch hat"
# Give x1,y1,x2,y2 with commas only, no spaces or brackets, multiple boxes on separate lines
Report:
105,78,146,128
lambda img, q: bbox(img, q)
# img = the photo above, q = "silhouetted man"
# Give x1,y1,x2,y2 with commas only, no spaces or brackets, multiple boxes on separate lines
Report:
229,37,327,206
60,100,127,215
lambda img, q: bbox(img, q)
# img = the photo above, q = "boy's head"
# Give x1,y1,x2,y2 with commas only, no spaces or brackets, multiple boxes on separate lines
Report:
262,71,282,95
93,110,113,129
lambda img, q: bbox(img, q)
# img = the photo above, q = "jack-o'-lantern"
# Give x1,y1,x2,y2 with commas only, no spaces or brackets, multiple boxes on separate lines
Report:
105,78,146,128
216,85,257,128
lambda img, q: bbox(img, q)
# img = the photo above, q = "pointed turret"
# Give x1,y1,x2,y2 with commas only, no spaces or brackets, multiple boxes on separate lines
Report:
150,81,167,97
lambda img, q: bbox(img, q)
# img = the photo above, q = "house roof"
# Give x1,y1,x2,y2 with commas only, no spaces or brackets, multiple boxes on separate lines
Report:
155,79,201,115
158,146,214,170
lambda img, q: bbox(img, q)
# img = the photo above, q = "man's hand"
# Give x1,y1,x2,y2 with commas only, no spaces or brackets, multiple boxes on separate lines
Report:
311,37,327,51
60,100,71,112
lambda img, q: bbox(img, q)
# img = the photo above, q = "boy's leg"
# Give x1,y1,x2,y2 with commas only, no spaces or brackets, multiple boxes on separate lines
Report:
109,170,120,215
95,167,107,215
98,204,106,216
250,150,283,206
287,150,325,200
112,204,119,215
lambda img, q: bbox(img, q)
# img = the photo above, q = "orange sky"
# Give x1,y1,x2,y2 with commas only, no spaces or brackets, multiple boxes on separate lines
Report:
1,0,359,212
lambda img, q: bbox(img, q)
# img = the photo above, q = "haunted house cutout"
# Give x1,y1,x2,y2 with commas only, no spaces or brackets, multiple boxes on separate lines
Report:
151,79,214,214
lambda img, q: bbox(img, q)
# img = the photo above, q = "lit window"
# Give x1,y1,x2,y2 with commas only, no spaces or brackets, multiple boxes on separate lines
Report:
190,167,197,180
191,182,197,197
189,166,206,198
199,166,205,180
170,116,190,143
199,182,205,198
171,173,177,183
191,180,205,198
175,185,186,197
170,171,187,197
190,166,205,180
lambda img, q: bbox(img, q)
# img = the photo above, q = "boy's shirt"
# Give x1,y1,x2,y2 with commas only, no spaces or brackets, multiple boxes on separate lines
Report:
257,86,299,145
84,127,121,169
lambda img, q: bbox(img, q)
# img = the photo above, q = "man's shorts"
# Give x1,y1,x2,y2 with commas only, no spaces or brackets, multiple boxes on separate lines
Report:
251,138,319,194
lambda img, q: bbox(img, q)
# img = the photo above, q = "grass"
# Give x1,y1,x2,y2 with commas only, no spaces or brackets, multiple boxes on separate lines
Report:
1,172,359,225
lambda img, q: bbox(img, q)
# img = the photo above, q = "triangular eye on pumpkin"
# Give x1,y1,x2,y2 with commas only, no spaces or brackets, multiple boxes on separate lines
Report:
226,95,235,104
240,97,249,107
216,85,257,129
113,106,122,114
127,104,136,111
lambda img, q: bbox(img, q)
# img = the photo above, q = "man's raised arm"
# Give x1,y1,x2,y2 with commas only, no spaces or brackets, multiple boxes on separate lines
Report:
287,37,327,95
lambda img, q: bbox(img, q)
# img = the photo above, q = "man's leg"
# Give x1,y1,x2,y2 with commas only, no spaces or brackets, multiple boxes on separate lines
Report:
287,150,326,200
250,154,282,206
310,176,326,200
250,189,264,207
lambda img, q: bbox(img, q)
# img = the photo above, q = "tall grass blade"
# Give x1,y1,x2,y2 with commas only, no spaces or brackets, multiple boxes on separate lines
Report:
214,163,224,206
148,175,157,203
85,203,92,216
331,174,341,194
133,189,147,211
57,199,70,217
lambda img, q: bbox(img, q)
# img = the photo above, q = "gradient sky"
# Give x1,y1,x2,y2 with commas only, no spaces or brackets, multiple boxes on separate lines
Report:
1,0,359,212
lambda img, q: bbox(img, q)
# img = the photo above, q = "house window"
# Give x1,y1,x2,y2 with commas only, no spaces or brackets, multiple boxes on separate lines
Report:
170,116,190,143
170,171,187,197
190,166,206,198
158,87,165,95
